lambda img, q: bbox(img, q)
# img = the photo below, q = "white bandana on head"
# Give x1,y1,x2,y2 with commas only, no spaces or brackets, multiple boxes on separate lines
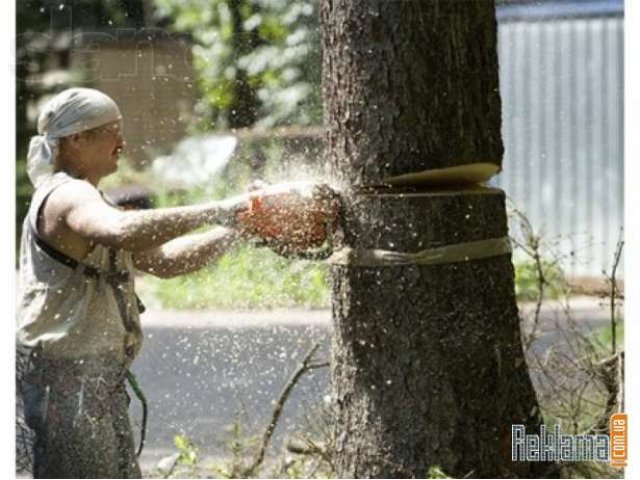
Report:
27,87,122,187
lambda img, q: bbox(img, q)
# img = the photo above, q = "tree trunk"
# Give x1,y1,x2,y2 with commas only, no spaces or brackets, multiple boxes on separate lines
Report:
322,1,555,478
322,0,504,187
228,0,259,128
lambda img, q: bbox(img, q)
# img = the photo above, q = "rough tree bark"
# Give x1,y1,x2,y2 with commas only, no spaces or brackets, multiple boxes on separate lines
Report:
228,0,259,128
322,1,556,478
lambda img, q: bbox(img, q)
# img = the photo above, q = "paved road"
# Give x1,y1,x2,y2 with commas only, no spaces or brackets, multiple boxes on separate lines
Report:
129,297,614,474
130,309,332,473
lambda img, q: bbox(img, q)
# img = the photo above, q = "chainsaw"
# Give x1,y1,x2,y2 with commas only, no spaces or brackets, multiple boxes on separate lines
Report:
236,181,341,260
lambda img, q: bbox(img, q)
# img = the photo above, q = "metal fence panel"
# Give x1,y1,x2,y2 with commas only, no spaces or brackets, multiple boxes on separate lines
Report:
495,16,623,277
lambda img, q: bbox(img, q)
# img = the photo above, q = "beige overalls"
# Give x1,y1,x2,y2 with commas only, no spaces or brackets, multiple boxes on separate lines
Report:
17,171,144,478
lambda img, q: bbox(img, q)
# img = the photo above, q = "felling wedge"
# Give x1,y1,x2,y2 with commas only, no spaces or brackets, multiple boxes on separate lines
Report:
383,162,500,186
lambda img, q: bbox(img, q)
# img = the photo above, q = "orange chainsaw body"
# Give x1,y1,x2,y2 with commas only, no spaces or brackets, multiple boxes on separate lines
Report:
237,182,339,253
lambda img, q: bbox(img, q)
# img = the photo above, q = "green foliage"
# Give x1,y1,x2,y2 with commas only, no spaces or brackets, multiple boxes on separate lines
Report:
426,466,450,479
278,454,335,479
590,321,624,356
514,258,566,301
174,433,199,466
139,244,330,309
211,413,260,478
153,0,322,129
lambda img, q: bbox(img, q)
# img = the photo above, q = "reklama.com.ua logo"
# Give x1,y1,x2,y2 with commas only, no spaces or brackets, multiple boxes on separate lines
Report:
511,413,627,467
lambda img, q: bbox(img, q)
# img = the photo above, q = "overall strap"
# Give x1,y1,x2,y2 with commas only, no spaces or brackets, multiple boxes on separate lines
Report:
29,221,102,278
32,227,146,314
107,248,138,335
28,178,104,280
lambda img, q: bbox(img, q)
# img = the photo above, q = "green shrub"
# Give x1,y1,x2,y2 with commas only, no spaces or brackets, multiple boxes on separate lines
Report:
138,244,330,310
514,259,566,302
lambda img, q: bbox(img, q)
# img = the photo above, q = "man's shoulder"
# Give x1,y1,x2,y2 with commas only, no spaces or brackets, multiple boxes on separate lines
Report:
45,175,102,212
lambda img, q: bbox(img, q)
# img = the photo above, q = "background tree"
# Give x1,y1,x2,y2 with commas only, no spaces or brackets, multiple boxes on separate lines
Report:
153,0,322,130
16,0,148,153
322,0,557,477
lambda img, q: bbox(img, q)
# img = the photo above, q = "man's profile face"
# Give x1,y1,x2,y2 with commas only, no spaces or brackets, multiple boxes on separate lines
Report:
80,120,125,177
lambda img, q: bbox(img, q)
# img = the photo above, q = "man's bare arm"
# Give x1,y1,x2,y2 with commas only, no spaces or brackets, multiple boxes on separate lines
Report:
57,180,249,252
132,227,240,278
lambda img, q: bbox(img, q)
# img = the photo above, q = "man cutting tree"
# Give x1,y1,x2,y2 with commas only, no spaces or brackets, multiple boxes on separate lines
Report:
16,87,337,478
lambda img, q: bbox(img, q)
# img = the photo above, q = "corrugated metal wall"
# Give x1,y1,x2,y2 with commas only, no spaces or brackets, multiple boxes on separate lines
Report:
495,14,624,277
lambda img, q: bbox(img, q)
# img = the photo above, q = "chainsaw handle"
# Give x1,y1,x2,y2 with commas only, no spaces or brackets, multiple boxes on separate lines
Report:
213,187,266,229
252,238,335,261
